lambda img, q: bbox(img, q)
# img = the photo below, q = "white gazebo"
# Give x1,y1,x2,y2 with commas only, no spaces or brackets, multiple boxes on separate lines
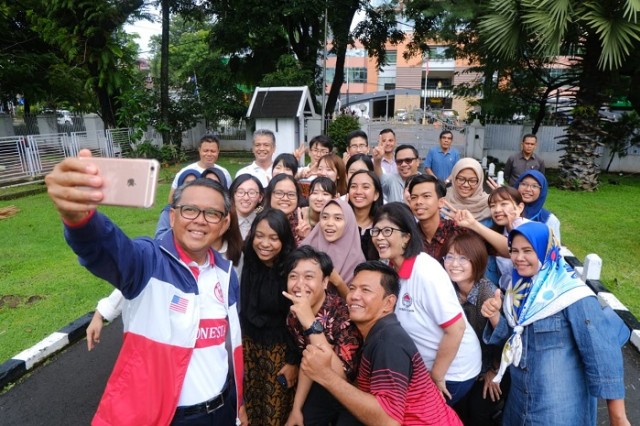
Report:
246,86,319,158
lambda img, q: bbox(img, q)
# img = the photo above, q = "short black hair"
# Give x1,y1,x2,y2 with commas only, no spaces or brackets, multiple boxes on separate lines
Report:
230,173,265,203
265,173,302,208
439,130,453,139
283,245,334,278
373,202,423,258
201,167,228,188
173,178,231,215
379,128,395,137
308,176,337,197
345,153,374,172
199,134,221,148
408,174,446,199
309,134,333,151
395,144,419,159
347,130,368,145
353,261,400,298
522,134,537,142
272,153,299,177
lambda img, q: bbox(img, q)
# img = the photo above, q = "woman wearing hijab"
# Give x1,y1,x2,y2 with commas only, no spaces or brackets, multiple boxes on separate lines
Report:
481,222,629,425
514,170,561,243
445,158,492,226
445,158,499,283
301,198,365,299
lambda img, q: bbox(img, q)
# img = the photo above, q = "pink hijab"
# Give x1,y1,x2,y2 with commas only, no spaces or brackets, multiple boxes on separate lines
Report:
301,198,365,285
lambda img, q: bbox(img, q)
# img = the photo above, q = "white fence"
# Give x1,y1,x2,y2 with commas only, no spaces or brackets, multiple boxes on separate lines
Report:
0,129,132,185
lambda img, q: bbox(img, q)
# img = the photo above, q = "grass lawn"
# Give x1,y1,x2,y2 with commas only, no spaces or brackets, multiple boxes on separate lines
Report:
545,172,640,315
1,160,639,363
0,155,252,362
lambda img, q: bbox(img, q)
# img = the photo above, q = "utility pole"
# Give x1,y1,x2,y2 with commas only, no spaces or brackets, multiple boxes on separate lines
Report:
321,4,328,133
422,52,429,125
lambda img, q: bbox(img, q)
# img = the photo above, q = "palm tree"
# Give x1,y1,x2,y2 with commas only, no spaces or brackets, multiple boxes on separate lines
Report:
479,0,640,191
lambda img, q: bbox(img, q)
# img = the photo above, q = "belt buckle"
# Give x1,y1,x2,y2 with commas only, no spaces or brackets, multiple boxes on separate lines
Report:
205,394,224,414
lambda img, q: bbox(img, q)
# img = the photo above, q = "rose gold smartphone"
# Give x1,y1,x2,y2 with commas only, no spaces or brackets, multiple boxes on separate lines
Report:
79,157,160,208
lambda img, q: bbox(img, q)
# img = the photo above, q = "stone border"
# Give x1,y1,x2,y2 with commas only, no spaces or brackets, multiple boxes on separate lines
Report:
562,250,640,353
0,313,93,390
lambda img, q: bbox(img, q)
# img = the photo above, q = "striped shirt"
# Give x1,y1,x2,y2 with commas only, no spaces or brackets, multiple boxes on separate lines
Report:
357,314,462,425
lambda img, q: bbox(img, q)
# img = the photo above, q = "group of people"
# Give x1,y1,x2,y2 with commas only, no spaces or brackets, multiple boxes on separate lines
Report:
45,128,629,426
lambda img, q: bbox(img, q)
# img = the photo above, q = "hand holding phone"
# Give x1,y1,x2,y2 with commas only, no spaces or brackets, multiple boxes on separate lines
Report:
79,157,159,208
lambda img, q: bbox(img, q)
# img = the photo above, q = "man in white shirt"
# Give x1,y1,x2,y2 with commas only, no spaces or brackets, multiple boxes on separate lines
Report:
235,129,276,187
168,134,232,202
378,129,398,175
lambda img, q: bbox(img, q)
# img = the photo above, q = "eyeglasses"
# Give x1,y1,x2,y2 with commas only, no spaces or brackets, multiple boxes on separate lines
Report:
349,143,368,150
455,176,479,186
443,254,471,265
519,182,541,190
174,205,225,224
311,148,330,155
273,190,297,200
369,226,404,237
395,157,417,166
235,189,260,198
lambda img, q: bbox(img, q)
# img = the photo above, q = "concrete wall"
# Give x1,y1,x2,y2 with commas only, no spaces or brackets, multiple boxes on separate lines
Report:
483,123,640,173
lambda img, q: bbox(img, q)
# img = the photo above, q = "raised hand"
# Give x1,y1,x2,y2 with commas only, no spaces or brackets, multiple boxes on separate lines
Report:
295,207,311,239
481,289,503,328
294,144,306,161
45,149,103,223
372,145,384,163
487,176,501,191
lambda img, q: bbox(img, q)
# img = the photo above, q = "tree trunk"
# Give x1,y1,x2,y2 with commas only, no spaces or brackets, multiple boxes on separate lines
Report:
160,0,170,146
558,32,607,191
326,46,346,117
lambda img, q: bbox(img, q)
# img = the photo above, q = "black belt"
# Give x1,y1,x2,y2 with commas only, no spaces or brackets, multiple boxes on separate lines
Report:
175,387,226,417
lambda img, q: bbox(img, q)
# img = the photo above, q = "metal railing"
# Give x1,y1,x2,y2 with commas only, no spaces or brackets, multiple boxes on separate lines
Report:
0,129,132,185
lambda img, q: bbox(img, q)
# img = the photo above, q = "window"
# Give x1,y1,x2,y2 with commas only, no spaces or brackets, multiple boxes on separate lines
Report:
347,67,368,83
325,67,368,84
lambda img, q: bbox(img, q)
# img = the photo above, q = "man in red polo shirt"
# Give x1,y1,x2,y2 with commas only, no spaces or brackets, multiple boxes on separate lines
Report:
300,261,462,425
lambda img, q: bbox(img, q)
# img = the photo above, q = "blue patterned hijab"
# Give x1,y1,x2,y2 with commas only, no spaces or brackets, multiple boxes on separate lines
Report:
515,170,551,223
492,222,592,383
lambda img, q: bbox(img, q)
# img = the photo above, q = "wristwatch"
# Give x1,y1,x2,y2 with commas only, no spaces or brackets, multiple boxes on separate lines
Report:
303,320,324,336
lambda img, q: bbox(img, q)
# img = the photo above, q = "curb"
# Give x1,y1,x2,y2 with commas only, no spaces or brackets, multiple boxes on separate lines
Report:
562,252,640,353
0,312,94,390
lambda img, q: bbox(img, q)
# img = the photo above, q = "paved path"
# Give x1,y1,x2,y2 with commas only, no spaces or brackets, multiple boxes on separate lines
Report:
0,318,122,425
1,316,639,425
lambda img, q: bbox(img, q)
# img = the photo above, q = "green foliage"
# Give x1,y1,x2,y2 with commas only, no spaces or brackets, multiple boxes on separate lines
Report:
129,141,187,165
326,114,361,154
148,16,248,126
261,55,314,88
479,0,640,71
600,111,640,171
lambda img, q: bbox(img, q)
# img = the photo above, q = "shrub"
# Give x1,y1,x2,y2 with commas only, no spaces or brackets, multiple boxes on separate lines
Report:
327,114,361,154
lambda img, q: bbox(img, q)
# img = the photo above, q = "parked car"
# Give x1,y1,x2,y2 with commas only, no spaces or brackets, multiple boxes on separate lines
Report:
395,109,408,121
57,110,73,125
598,107,628,123
438,109,459,125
